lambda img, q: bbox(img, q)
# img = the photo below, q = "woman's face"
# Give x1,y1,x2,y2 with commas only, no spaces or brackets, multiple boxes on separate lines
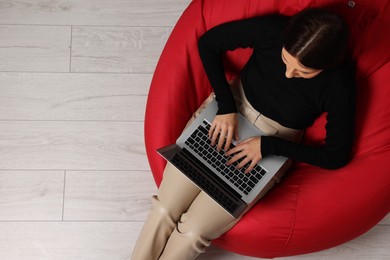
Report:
281,48,323,79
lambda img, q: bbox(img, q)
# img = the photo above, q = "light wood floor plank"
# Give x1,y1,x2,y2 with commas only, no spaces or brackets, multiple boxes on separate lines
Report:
0,25,70,72
0,121,148,171
71,26,171,73
0,0,190,27
0,170,64,221
0,222,141,260
64,171,156,221
0,72,150,121
0,222,388,260
379,214,390,225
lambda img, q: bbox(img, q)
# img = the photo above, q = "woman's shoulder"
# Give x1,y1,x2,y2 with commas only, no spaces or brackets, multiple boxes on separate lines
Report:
247,13,290,28
214,13,289,32
313,59,355,88
317,61,356,110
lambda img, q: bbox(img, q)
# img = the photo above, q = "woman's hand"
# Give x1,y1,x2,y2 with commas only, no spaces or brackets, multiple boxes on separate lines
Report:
209,113,238,151
225,137,262,174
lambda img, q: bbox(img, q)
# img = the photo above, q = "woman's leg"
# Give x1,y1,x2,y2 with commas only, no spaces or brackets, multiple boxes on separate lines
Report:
131,163,201,260
158,172,279,260
159,191,238,260
132,94,216,260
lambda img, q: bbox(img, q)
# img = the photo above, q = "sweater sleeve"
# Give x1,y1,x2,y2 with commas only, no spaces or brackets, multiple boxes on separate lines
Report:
198,15,287,114
261,67,356,169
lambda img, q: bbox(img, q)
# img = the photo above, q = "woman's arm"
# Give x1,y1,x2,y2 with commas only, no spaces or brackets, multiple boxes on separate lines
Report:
198,15,288,151
198,15,288,114
262,70,356,169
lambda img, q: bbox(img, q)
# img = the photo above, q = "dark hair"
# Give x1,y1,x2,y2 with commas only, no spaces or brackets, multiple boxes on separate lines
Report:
283,8,349,69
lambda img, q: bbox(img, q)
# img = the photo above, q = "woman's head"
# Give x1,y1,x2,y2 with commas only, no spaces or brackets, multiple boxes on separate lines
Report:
283,8,349,71
281,47,323,78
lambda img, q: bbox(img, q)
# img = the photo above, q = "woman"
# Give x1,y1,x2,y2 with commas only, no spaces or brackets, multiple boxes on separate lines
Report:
132,7,355,260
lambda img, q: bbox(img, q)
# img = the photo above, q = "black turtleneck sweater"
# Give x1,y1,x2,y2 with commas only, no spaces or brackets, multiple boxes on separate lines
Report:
198,15,355,169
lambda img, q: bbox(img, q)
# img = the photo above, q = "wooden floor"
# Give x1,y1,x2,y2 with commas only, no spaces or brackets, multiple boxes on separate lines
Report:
0,1,388,259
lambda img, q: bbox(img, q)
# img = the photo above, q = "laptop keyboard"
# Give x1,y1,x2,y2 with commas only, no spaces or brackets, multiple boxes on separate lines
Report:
170,152,245,217
184,120,267,195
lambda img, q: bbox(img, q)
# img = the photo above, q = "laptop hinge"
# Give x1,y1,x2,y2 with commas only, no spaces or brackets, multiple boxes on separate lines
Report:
174,148,247,218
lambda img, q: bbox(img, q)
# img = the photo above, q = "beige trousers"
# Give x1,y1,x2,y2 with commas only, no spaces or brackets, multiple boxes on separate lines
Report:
132,81,303,260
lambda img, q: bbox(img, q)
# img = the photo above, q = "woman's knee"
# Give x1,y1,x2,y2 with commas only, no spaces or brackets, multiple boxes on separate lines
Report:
177,198,238,241
176,214,212,250
157,163,201,216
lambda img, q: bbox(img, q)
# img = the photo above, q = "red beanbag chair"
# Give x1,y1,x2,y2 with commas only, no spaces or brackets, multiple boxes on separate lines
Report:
144,0,390,258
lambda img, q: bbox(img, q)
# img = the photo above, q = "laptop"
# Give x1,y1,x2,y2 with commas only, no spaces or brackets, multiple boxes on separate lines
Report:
157,98,289,218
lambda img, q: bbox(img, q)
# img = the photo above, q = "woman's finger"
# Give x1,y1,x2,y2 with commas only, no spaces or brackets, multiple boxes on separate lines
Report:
226,149,246,166
208,123,216,139
225,144,242,157
224,127,234,151
210,124,221,146
217,127,228,151
244,160,258,174
236,156,251,169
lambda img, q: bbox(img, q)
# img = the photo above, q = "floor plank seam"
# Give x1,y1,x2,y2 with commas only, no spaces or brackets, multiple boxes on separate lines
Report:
62,170,67,221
